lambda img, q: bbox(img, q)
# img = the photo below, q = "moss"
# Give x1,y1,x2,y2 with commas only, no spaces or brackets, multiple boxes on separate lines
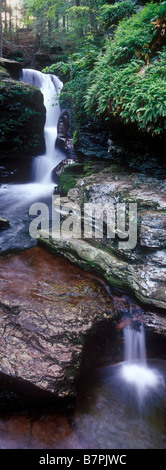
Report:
72,129,78,146
38,235,128,292
58,174,80,194
0,75,46,158
0,67,10,78
103,164,127,174
63,163,85,174
58,160,108,195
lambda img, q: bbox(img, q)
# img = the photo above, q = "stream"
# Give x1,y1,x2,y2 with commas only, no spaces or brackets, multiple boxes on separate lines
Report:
0,69,166,450
0,69,64,253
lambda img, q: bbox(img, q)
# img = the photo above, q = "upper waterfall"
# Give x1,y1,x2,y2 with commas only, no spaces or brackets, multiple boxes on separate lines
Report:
20,69,63,184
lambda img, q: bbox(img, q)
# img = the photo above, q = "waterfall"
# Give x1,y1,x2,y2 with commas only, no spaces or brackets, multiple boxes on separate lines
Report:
21,69,63,184
120,322,164,396
123,323,146,364
0,69,66,252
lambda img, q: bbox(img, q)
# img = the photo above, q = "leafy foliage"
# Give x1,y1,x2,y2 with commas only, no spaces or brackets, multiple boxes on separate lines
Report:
97,1,137,29
86,52,166,135
44,2,166,136
85,2,166,136
43,36,100,121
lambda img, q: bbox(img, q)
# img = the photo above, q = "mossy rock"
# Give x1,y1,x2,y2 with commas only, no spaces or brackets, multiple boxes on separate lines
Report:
63,163,85,174
58,174,81,195
0,76,46,159
58,160,109,195
0,67,10,79
0,58,22,79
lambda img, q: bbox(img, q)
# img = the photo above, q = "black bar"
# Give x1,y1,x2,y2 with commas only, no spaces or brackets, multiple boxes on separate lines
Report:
0,449,163,467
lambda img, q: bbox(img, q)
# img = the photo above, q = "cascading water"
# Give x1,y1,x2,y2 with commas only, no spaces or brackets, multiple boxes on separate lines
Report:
123,322,146,363
120,322,164,397
0,69,65,252
21,69,63,185
74,319,166,449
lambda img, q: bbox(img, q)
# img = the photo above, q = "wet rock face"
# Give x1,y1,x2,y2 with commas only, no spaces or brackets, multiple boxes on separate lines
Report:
39,170,166,310
0,216,10,229
56,110,70,150
0,246,117,400
140,212,166,248
0,58,22,80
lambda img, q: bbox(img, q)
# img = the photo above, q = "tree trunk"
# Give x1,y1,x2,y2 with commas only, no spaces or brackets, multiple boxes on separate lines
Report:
48,18,52,40
89,0,94,31
4,0,7,33
9,5,12,41
66,14,69,32
55,11,59,30
15,3,18,30
30,33,41,67
75,0,83,37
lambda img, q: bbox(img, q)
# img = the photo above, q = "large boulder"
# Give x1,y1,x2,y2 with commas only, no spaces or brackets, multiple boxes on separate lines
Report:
0,246,117,401
39,168,166,310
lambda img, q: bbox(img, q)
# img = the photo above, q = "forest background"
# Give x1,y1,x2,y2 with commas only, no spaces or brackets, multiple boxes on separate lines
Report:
0,0,165,152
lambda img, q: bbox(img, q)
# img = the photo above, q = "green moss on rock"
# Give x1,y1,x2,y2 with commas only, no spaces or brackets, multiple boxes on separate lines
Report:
58,160,108,195
0,72,46,159
0,67,10,79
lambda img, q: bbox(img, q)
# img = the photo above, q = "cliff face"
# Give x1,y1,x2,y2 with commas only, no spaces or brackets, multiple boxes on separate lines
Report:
0,59,46,160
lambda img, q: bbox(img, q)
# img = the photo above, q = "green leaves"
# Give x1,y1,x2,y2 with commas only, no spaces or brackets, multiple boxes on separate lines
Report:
98,1,137,29
85,50,166,135
85,4,166,136
43,2,166,137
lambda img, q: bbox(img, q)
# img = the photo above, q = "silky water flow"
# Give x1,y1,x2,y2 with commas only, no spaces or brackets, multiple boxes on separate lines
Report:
0,69,65,252
21,69,63,185
120,322,164,397
74,321,166,449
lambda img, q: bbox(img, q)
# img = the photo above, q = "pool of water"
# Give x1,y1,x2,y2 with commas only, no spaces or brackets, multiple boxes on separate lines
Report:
0,325,166,449
74,358,166,449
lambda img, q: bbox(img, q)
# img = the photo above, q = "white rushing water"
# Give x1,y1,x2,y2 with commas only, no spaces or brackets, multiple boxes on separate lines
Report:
0,69,65,252
123,322,146,364
120,323,164,396
21,69,63,186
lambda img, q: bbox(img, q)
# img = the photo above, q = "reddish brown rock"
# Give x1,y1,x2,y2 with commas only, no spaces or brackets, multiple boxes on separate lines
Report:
0,246,116,400
0,412,81,449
